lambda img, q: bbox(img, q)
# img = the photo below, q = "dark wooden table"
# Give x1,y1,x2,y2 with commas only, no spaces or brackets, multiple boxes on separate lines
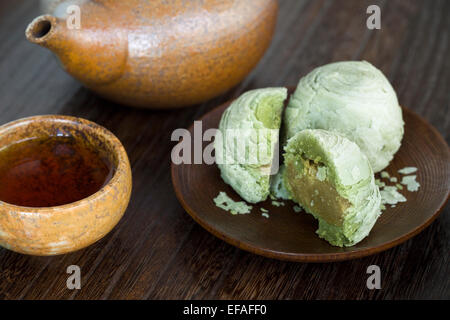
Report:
0,0,448,300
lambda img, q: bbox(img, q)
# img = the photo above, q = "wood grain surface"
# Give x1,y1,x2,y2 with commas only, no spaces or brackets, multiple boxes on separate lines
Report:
0,0,448,299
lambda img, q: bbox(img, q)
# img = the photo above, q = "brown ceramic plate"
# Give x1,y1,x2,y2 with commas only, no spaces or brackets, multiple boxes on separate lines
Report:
171,89,450,262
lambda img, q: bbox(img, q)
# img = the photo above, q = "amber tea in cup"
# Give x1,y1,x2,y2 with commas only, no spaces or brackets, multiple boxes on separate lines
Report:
0,135,114,207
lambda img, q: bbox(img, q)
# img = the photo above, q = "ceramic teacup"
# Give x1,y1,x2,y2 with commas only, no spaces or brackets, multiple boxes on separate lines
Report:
0,115,132,255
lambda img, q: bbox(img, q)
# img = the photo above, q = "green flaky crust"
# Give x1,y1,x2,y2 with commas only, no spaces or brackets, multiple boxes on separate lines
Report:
216,88,288,203
284,61,404,173
284,129,381,247
270,164,291,200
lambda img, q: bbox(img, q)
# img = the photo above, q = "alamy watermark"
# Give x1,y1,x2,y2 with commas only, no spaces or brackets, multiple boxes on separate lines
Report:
367,5,381,30
171,121,280,174
66,5,81,30
66,265,81,290
366,265,381,289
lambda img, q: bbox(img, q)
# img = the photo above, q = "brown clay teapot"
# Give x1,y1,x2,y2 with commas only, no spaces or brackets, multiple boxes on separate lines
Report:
26,0,278,109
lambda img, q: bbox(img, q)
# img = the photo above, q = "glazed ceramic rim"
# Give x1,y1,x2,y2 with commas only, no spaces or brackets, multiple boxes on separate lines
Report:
25,15,58,45
0,115,129,213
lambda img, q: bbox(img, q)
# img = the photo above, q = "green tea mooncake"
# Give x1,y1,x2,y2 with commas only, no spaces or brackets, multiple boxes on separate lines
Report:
284,61,404,172
283,129,381,247
215,88,288,203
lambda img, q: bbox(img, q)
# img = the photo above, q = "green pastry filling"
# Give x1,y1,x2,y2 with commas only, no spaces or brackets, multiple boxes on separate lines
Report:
255,95,283,129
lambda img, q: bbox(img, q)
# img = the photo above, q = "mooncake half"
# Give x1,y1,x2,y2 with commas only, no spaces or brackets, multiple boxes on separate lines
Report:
216,88,288,203
283,129,381,247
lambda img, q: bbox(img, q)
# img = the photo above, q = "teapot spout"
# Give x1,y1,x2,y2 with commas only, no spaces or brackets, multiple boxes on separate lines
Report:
25,15,61,50
25,13,128,86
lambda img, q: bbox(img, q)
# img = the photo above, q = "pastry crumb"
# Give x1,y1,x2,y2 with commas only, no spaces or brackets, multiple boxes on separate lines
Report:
380,186,406,206
213,191,252,215
381,171,390,179
398,167,418,175
375,179,386,188
272,200,285,207
401,175,420,192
